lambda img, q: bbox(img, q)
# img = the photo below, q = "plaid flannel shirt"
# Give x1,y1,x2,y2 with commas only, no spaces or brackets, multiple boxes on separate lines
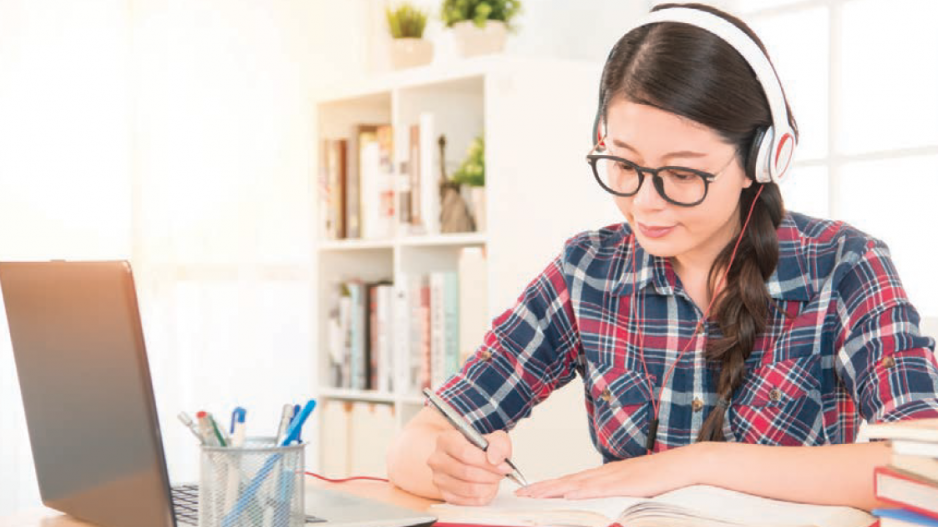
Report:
437,211,938,461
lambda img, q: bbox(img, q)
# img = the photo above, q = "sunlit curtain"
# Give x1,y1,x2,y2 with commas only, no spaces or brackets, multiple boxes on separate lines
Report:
0,0,321,514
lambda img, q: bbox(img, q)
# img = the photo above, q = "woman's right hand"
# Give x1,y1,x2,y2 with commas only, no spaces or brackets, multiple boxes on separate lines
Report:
427,429,515,505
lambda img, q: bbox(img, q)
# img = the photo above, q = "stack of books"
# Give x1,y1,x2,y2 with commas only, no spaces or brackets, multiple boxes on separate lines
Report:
866,418,938,526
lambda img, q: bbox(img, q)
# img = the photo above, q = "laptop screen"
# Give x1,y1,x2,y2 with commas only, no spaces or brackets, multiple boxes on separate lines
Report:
0,261,177,527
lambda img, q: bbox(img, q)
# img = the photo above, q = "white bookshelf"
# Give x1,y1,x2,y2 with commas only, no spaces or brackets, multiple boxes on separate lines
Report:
309,55,612,478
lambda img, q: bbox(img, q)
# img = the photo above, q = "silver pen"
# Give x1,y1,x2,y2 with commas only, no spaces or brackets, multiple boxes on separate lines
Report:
422,388,530,487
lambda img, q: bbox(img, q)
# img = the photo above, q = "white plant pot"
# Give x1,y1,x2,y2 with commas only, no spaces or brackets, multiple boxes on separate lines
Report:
389,37,434,69
451,20,507,58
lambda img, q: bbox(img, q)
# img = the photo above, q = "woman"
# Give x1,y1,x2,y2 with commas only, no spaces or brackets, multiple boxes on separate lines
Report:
386,2,938,511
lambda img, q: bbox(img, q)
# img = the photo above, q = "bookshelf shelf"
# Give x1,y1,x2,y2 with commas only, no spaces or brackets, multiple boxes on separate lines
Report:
311,55,604,478
318,388,396,404
318,239,395,252
398,232,486,248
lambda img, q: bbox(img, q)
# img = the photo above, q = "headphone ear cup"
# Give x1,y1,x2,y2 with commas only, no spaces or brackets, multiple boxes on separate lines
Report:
747,126,772,183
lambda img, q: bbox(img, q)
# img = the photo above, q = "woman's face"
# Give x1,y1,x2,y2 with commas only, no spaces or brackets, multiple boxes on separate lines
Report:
603,97,752,269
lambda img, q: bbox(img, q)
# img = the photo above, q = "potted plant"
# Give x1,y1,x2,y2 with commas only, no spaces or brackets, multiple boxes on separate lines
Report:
450,134,486,231
441,0,522,58
386,2,433,69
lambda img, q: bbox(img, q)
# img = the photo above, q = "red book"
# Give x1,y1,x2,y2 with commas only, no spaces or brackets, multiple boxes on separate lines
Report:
874,466,938,520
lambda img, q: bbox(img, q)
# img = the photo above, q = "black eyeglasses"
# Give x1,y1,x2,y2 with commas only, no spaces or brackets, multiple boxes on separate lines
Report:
586,140,738,207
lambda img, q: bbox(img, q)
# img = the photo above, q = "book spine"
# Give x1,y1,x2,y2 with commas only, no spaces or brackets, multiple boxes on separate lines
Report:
377,284,393,393
419,274,432,390
409,124,422,228
444,272,460,378
377,124,396,239
368,283,379,391
430,272,445,388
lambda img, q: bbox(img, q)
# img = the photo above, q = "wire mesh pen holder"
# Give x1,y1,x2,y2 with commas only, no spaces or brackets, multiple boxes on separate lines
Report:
200,437,305,527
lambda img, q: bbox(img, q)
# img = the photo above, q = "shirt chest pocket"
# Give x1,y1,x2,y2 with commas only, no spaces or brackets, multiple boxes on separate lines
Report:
586,362,654,460
730,354,828,446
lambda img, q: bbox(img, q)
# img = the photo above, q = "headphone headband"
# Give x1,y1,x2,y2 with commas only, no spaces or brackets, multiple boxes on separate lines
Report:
598,7,796,183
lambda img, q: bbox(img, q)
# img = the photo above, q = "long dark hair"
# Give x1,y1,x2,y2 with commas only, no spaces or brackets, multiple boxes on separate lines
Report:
599,3,797,441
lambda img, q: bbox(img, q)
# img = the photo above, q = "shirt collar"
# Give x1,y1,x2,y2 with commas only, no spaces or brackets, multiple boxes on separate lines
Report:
612,230,677,298
611,214,814,301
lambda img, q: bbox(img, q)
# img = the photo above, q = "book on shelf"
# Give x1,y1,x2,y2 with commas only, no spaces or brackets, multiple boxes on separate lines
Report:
430,485,875,527
318,138,347,240
344,125,369,239
407,124,422,232
429,271,460,389
359,124,396,240
370,282,395,393
317,111,481,240
326,278,394,392
394,270,467,395
874,466,938,520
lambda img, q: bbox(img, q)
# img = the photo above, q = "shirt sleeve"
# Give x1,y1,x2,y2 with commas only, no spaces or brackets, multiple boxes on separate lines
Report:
833,238,938,423
434,252,583,434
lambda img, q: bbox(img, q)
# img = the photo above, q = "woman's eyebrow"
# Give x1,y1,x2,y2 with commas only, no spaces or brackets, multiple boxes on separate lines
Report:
610,138,709,160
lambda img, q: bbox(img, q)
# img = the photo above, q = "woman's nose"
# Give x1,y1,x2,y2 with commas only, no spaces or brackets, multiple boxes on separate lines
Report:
632,172,667,210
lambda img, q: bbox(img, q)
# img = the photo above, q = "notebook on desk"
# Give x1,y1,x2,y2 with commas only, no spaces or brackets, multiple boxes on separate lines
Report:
0,260,435,527
431,485,876,527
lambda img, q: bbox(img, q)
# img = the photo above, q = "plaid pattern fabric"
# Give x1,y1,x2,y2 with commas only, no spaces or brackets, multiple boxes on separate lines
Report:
438,211,938,462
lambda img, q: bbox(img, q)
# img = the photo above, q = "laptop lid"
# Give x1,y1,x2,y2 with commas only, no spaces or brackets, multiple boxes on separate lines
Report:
0,261,177,527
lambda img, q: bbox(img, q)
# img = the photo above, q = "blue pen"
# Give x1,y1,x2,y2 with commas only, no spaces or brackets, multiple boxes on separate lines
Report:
221,399,317,527
290,403,301,441
229,407,247,447
280,399,316,446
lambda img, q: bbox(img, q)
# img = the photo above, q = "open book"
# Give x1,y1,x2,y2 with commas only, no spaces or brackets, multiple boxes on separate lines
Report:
430,485,876,527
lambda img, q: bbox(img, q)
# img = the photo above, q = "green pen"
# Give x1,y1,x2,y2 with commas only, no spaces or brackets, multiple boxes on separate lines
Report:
206,412,228,447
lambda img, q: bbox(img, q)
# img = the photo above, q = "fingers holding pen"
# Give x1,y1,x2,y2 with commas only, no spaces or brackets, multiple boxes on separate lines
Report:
433,430,512,478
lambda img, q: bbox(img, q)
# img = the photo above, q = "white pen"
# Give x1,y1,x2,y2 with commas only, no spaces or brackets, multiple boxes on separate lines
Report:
274,404,293,445
177,412,205,444
230,407,247,447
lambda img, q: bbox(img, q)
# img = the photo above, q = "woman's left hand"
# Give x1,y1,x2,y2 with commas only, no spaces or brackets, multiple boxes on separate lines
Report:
515,442,711,500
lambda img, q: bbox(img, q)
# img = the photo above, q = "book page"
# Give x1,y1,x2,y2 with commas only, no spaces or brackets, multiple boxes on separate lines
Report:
430,487,647,527
644,485,875,527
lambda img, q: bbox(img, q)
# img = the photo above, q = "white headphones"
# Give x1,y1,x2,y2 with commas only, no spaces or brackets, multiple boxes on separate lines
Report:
594,6,797,184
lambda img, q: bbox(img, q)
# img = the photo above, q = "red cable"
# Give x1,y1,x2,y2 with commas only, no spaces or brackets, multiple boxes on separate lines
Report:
635,185,766,453
305,471,389,483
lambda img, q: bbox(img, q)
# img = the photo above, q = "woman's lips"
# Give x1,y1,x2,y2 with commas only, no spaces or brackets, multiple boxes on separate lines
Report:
638,222,676,239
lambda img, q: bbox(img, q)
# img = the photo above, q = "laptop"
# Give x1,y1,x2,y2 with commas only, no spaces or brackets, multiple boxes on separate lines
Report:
0,260,436,527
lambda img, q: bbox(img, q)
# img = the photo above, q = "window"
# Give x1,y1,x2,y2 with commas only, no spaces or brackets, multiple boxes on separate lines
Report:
739,0,938,318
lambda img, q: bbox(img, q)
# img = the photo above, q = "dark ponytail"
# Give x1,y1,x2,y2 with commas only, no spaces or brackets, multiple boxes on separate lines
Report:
696,182,784,441
599,3,797,441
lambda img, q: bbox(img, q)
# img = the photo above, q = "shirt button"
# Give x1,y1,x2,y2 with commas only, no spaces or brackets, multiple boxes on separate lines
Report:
769,388,782,402
691,398,704,412
600,388,613,403
881,356,896,369
479,350,493,362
